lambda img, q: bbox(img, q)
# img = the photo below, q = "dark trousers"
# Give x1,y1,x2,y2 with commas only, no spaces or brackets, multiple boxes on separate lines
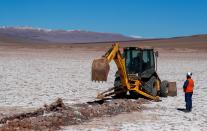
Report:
185,92,193,111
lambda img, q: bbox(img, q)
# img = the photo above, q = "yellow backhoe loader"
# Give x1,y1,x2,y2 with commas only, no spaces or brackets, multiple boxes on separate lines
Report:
92,43,176,101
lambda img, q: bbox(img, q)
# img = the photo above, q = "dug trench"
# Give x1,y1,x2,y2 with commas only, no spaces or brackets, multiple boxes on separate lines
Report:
0,98,149,130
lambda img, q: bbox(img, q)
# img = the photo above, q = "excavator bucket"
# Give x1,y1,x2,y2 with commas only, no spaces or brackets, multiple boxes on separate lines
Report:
92,58,110,81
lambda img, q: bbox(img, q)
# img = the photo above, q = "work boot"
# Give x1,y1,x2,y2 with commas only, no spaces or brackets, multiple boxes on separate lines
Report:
183,109,191,113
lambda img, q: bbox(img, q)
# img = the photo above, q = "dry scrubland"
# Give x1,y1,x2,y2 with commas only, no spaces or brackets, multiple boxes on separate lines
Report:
0,44,206,130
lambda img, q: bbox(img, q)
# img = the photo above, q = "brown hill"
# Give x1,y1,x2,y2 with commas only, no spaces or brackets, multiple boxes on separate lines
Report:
0,27,207,51
70,34,207,51
0,27,135,44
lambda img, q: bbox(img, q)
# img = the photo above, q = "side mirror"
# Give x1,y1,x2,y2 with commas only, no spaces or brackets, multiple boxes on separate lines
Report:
155,51,159,57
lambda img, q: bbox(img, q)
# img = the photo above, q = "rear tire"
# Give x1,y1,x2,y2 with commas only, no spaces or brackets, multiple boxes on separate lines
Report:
160,80,169,97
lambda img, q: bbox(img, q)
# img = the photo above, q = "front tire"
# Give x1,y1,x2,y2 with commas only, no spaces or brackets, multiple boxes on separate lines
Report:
143,76,158,96
114,77,126,98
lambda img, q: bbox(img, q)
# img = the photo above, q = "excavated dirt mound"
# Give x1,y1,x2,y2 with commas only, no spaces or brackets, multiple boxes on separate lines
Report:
0,98,148,130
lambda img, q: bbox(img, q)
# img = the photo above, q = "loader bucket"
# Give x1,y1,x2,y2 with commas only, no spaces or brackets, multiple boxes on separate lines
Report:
167,82,177,96
92,58,110,81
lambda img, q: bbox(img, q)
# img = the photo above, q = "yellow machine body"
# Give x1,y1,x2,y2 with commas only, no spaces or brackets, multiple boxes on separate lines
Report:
92,43,160,101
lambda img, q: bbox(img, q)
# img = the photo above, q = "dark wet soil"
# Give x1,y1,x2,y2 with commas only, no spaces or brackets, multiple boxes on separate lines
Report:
0,98,148,131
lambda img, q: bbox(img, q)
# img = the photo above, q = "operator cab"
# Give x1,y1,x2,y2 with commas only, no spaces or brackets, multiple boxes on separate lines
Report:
123,47,156,75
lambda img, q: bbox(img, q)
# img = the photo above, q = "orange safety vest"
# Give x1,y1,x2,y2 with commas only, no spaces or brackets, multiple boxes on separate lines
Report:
185,78,194,93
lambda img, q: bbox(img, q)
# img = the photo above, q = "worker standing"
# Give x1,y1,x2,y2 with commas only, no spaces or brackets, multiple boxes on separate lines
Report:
183,72,194,112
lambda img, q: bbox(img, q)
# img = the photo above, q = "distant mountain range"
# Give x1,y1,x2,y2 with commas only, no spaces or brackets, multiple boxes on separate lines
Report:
0,27,137,44
0,27,207,50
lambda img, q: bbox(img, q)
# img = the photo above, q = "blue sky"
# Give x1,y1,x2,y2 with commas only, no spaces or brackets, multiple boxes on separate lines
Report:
0,0,207,38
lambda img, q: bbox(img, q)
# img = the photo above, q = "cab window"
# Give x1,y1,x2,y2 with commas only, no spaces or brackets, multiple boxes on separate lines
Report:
142,50,154,70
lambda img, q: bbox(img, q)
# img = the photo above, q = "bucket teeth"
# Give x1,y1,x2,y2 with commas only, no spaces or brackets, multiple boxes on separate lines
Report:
91,58,110,81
